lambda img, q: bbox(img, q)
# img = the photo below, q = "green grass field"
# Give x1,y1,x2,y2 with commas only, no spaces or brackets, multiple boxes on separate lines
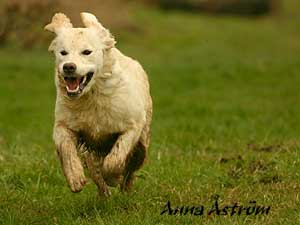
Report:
1,3,300,224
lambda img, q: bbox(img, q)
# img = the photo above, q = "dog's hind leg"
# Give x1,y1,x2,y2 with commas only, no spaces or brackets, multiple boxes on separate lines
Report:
121,107,152,192
121,140,147,192
84,152,111,197
103,103,152,192
120,107,152,192
102,124,143,186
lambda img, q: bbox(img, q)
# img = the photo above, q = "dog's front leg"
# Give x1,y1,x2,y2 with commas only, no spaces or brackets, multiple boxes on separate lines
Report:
53,124,86,192
84,152,111,197
102,125,142,184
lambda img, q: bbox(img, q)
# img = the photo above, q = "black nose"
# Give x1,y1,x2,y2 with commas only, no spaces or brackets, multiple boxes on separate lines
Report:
63,63,77,74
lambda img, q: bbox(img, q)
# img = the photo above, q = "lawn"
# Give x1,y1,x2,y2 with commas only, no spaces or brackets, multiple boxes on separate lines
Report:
0,2,300,224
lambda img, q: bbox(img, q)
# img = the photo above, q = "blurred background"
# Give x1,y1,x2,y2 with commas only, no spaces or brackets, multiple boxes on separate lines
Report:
0,0,289,48
2,0,299,146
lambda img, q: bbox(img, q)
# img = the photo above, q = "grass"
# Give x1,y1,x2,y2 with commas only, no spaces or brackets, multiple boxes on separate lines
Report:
1,2,300,224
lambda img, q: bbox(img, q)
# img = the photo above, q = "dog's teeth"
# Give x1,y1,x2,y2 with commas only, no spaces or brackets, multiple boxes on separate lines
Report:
66,85,80,93
82,76,87,84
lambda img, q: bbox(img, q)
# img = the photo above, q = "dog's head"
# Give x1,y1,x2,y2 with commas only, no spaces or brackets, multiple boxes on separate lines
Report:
45,12,115,98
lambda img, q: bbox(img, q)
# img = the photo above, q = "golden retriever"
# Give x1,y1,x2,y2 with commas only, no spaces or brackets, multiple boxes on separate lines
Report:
45,12,152,196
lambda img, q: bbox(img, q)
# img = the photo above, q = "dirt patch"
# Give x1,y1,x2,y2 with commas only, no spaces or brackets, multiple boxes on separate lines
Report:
219,155,243,163
247,142,283,152
223,155,282,184
249,159,270,173
259,174,281,184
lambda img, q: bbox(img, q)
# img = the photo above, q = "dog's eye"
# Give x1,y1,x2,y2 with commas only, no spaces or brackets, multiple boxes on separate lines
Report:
82,50,92,55
60,50,68,56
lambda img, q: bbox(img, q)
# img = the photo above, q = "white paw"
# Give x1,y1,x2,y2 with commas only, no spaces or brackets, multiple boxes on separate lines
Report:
64,160,87,193
102,154,125,186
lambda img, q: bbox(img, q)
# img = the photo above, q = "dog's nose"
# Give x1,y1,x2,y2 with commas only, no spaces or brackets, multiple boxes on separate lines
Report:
63,63,77,74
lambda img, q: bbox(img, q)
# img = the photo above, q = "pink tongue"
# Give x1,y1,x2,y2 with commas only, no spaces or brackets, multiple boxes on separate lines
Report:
66,79,80,90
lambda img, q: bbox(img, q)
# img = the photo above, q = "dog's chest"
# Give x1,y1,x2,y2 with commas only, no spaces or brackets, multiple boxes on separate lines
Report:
62,97,130,140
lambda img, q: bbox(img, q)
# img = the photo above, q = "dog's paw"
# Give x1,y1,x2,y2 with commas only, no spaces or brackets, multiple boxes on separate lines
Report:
68,173,86,193
98,185,112,198
103,154,125,175
102,154,125,186
64,160,87,193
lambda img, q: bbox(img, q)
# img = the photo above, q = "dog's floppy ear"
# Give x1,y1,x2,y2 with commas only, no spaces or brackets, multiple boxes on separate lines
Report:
80,12,116,49
48,40,57,52
44,13,73,34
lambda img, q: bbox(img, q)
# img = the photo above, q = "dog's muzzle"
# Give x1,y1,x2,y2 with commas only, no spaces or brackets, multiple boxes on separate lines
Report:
63,72,94,97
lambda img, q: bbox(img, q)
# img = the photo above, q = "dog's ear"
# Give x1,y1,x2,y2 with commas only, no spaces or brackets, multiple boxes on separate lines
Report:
48,40,57,52
80,12,116,49
44,13,73,34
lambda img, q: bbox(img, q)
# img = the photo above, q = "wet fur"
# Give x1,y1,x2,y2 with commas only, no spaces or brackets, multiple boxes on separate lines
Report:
46,13,152,195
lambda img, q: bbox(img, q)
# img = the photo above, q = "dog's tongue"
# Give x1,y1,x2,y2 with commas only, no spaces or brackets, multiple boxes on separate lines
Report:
66,78,80,90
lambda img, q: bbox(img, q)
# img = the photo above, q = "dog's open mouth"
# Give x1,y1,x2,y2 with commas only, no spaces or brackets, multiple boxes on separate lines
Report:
64,72,94,97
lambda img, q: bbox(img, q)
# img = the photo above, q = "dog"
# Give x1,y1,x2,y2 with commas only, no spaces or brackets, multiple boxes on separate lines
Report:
45,12,152,196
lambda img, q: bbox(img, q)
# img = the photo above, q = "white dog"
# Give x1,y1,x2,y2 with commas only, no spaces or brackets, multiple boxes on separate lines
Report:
45,12,152,196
